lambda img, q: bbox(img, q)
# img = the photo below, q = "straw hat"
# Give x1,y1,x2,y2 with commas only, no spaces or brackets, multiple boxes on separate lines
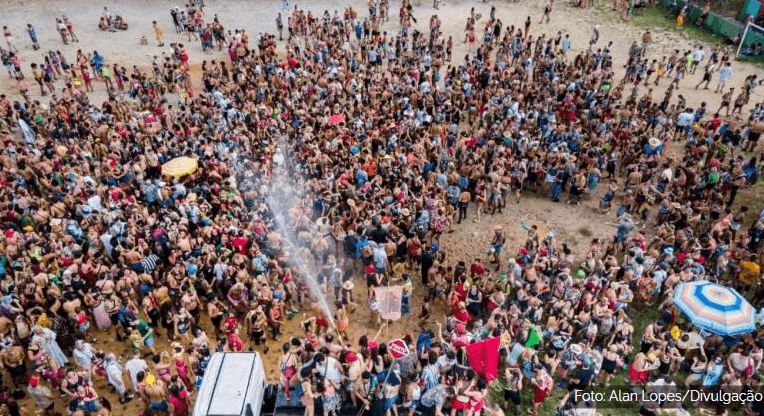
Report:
671,202,682,210
400,208,411,217
569,344,583,356
649,137,662,149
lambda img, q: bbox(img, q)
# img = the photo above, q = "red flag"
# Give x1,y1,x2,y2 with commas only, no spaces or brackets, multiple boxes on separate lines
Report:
464,337,501,382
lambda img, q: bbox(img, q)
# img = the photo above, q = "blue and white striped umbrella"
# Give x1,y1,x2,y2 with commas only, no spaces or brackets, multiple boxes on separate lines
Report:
673,280,755,336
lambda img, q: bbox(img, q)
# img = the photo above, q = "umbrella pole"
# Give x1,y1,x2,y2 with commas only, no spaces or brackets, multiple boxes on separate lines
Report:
385,277,390,337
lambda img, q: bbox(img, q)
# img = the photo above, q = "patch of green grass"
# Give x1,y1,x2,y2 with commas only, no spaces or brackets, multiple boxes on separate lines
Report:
578,227,593,237
710,0,743,19
492,305,723,416
594,5,724,46
631,6,724,46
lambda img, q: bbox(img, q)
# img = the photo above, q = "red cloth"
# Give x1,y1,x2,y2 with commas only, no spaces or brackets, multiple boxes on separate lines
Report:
169,391,189,416
453,307,471,323
455,282,467,302
451,397,471,410
629,365,648,383
228,333,243,351
232,237,249,254
464,337,501,382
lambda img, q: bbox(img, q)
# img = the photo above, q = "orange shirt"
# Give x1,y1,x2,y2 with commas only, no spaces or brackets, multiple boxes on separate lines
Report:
363,161,376,177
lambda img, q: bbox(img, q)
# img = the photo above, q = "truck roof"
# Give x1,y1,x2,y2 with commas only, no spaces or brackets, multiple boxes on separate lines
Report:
195,352,262,416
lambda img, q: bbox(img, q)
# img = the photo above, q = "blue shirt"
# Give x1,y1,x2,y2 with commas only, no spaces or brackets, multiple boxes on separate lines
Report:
702,363,724,386
422,364,440,391
141,182,157,203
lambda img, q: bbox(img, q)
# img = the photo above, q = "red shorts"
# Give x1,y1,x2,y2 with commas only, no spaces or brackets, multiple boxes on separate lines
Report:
316,318,328,328
451,398,471,410
533,387,548,404
629,366,648,383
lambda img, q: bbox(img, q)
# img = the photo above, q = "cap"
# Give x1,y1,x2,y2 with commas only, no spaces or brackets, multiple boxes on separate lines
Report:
29,376,39,387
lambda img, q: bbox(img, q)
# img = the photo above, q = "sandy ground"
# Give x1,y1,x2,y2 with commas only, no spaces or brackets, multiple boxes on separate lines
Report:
1,0,763,414
1,0,762,108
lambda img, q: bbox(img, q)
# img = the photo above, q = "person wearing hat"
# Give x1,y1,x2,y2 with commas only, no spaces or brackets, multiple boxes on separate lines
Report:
104,352,132,403
27,375,55,416
144,370,169,412
490,225,506,270
559,353,595,405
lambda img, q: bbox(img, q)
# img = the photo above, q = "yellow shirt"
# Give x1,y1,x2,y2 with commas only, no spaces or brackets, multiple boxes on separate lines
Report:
739,261,760,286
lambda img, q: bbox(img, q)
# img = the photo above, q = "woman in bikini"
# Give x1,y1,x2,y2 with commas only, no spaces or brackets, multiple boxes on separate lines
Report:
245,306,267,352
333,301,349,341
174,307,192,343
300,367,315,416
279,342,300,400
153,352,173,383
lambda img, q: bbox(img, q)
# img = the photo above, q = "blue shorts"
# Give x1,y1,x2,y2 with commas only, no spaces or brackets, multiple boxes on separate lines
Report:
81,401,99,412
150,401,168,411
494,244,503,255
144,336,155,348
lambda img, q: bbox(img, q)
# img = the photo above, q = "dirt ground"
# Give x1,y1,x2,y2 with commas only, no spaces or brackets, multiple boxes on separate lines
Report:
2,0,763,414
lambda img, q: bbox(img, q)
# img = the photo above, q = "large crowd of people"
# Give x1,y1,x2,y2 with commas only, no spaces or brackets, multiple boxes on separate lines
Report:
1,1,764,416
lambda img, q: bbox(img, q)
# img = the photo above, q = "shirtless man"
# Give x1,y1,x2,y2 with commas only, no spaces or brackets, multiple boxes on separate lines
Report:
146,376,169,415
457,189,470,224
0,316,12,338
180,287,201,326
354,371,374,411
625,167,643,191
2,344,27,385
63,293,83,322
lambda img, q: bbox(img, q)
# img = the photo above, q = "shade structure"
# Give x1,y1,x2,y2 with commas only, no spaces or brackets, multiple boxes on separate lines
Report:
673,280,755,336
162,157,198,178
327,114,345,125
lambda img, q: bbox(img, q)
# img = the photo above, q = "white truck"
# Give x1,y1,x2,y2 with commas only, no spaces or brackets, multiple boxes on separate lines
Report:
193,351,355,416
193,352,273,416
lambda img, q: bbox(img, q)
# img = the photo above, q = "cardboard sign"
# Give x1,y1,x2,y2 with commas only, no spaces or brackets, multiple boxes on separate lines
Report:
374,286,403,321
